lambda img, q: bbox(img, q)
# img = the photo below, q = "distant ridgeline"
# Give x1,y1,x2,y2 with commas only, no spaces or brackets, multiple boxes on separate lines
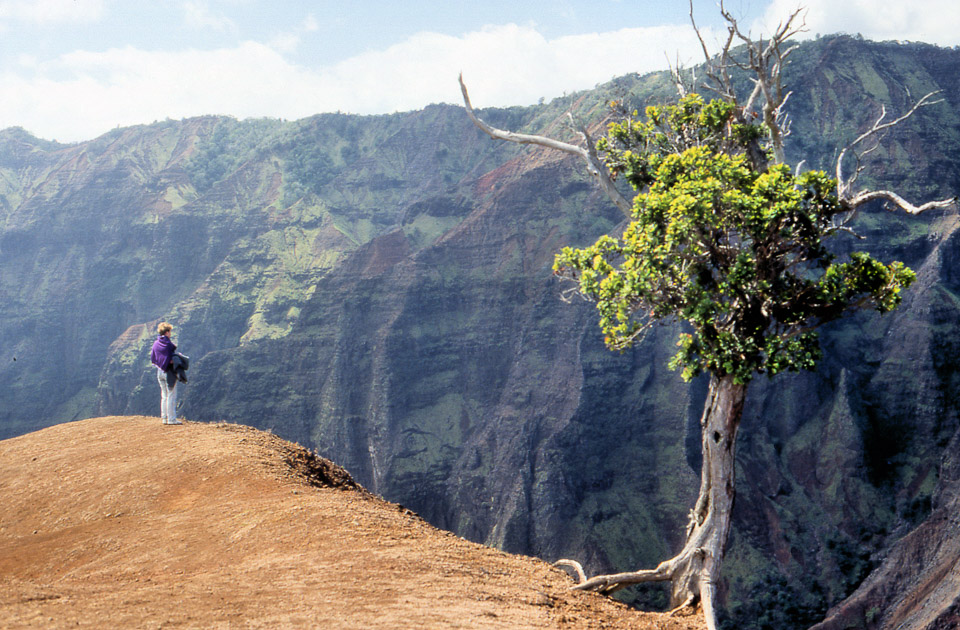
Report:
1,36,958,629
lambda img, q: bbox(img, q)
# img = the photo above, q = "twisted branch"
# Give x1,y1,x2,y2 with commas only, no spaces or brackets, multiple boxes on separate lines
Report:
458,73,632,216
846,190,957,215
835,90,957,213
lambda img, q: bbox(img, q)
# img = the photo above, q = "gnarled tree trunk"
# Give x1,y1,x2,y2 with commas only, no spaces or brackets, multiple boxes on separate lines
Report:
671,373,746,622
557,374,746,630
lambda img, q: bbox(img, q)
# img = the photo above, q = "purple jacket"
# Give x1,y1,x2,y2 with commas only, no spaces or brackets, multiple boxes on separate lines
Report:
150,335,177,372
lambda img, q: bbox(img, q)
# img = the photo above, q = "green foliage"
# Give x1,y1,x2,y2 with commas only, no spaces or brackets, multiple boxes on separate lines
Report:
555,95,915,384
720,569,828,630
187,117,283,191
283,141,336,199
824,531,875,597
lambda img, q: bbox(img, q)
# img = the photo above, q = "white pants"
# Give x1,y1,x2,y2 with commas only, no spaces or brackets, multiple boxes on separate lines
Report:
157,368,177,422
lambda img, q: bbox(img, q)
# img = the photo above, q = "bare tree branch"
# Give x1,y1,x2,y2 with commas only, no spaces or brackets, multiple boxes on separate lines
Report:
458,73,632,216
689,0,737,103
715,1,807,165
845,190,958,214
666,51,691,98
686,1,805,170
836,90,956,213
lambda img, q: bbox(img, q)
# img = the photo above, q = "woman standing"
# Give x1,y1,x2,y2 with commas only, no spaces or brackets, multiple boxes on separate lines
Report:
150,322,181,425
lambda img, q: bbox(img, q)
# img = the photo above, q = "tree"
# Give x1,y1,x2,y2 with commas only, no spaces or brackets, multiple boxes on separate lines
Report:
459,4,955,630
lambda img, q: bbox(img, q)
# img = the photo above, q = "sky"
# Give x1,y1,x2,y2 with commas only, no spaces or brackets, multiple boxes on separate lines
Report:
0,0,958,143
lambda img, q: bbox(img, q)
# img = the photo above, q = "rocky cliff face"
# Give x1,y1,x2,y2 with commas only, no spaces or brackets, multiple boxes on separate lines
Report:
1,36,959,628
811,427,960,629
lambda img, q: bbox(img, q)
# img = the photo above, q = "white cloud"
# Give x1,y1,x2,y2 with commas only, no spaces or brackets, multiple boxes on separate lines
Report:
183,0,237,33
316,23,713,113
0,42,316,141
268,32,300,54
755,0,960,45
0,0,103,24
0,22,719,143
266,14,322,55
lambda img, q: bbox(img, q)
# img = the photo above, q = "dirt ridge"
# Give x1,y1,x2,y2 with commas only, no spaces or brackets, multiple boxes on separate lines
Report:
0,416,703,629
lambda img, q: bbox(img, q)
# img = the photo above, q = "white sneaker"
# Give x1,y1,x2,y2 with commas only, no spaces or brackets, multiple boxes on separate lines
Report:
164,419,183,425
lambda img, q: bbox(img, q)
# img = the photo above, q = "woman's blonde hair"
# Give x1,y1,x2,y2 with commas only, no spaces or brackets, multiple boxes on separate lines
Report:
158,322,173,335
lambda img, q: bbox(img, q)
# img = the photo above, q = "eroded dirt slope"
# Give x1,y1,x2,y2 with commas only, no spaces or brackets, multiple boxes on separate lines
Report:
0,416,704,629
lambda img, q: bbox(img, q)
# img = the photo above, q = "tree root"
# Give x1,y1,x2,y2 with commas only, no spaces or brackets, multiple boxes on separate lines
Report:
553,557,675,594
553,547,716,627
668,594,698,616
553,559,587,584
